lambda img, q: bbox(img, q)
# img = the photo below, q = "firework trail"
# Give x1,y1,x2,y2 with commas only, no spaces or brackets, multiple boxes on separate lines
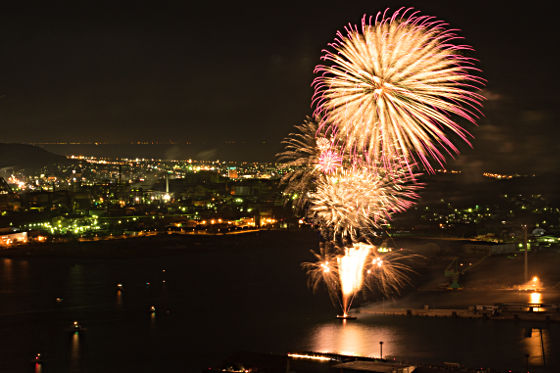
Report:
313,7,484,172
337,243,370,315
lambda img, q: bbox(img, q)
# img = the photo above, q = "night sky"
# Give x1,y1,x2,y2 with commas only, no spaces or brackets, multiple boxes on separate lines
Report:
0,1,559,173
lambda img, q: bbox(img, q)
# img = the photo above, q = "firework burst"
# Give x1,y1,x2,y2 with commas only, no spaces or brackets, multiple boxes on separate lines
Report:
308,164,420,239
318,148,343,174
277,116,324,212
313,7,484,172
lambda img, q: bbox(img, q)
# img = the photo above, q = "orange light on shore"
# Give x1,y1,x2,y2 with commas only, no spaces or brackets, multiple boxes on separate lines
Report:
287,353,334,361
530,292,542,305
518,275,543,292
529,292,543,312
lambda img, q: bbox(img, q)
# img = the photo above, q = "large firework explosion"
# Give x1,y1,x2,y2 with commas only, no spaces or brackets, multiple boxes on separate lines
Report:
312,7,484,172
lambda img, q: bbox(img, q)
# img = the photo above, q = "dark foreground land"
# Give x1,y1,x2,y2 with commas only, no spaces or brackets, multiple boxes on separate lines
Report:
209,350,517,373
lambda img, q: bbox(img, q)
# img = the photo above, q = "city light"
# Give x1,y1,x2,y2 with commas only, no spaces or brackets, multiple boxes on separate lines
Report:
287,353,334,361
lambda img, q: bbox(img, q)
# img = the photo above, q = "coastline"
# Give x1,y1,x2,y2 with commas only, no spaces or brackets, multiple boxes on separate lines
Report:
0,229,302,259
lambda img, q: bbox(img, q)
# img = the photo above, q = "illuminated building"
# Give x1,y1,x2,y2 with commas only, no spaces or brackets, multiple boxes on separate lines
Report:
228,167,238,179
0,230,28,247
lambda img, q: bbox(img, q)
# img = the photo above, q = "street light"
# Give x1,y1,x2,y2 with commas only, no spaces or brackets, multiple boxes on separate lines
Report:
379,341,384,359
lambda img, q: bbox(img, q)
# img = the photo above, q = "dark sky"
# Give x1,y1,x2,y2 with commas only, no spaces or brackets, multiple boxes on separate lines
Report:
0,1,559,173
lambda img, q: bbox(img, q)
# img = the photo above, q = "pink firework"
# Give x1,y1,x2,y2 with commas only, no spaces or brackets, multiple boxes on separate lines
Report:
318,148,343,174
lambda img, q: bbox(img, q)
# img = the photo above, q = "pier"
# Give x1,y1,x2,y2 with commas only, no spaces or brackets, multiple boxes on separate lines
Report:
363,303,560,322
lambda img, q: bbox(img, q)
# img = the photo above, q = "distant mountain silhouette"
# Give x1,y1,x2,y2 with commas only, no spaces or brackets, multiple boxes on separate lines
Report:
0,143,70,169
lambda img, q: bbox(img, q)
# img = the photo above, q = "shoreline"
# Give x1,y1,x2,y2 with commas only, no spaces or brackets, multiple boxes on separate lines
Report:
361,306,560,323
0,229,302,259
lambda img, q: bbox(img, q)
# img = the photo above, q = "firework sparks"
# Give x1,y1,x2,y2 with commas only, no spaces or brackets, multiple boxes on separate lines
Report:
277,116,324,212
304,241,420,316
364,246,420,296
318,148,343,174
302,243,341,308
308,165,419,239
316,137,331,152
313,7,484,172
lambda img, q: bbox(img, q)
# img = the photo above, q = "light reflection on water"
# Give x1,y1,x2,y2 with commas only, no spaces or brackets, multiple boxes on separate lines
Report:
150,308,156,331
70,332,80,373
1,258,13,289
309,320,396,358
305,314,558,372
116,290,123,310
523,328,549,366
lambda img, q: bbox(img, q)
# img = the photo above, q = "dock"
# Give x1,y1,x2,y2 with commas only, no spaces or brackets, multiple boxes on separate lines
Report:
363,303,560,322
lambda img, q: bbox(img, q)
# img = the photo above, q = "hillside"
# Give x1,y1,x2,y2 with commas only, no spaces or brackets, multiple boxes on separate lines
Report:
0,143,70,169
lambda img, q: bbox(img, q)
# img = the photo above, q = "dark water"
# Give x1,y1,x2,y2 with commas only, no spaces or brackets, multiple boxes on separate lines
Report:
0,232,558,372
